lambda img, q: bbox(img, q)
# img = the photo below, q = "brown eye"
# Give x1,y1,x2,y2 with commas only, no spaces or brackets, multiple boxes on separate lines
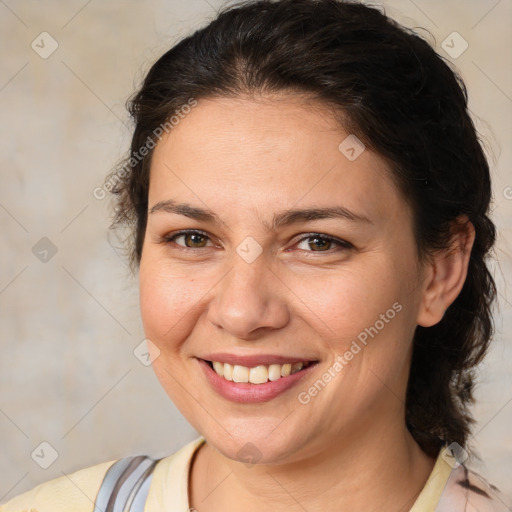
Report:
182,233,208,248
163,230,213,249
307,236,332,251
296,234,351,253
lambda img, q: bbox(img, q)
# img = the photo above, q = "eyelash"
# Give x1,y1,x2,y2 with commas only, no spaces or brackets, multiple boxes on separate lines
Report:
159,229,353,254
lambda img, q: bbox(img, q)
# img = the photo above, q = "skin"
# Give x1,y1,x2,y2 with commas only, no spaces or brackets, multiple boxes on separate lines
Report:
138,94,475,511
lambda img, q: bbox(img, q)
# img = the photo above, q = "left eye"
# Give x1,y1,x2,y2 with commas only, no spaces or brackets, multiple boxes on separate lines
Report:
295,234,351,252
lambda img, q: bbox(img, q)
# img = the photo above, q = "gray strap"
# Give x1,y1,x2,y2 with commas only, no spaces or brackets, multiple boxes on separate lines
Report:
94,455,160,512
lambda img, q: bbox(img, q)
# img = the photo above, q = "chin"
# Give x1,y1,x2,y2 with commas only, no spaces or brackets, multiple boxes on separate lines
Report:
200,422,307,466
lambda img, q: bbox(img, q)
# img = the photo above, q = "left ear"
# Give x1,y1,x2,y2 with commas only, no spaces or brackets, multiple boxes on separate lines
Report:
416,215,475,328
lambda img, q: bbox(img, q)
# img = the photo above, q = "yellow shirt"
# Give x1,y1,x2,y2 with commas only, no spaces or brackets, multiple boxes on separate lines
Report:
0,438,508,511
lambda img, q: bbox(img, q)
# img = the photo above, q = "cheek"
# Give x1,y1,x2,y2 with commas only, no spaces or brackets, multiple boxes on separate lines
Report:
292,260,404,339
138,262,203,346
295,256,416,386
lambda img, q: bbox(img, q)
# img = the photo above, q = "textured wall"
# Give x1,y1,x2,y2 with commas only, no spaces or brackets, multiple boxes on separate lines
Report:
1,0,511,503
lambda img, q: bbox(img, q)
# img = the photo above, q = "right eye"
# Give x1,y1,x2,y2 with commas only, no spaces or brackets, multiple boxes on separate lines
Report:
160,229,216,250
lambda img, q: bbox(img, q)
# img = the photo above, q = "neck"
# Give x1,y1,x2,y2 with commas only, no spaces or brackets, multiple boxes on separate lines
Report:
189,418,436,511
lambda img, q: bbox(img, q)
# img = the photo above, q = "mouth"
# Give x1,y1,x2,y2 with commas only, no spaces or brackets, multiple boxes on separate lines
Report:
197,357,319,403
204,359,316,384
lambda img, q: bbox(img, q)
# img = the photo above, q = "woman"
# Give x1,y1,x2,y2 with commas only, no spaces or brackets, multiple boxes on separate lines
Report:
1,0,509,510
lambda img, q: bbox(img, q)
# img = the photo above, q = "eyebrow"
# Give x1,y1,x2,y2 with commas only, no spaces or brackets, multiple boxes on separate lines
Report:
148,199,373,229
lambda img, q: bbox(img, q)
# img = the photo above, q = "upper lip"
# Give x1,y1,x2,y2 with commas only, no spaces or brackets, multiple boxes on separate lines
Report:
199,353,318,367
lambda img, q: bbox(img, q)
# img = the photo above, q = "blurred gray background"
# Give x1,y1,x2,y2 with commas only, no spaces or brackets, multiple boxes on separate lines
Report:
1,0,511,503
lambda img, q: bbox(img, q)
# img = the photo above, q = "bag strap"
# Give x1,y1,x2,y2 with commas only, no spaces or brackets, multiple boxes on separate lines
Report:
94,455,161,512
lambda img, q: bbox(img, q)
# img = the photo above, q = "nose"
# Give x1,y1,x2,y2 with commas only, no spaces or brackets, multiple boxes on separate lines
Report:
206,255,290,340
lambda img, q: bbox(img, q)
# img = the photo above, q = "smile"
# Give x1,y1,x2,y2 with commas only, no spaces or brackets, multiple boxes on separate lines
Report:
208,360,313,384
198,357,319,403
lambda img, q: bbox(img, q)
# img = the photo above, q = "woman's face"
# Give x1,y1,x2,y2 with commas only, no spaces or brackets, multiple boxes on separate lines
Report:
139,94,427,464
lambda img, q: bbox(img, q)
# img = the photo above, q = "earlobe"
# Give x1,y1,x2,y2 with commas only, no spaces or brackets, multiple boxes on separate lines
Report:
416,216,475,328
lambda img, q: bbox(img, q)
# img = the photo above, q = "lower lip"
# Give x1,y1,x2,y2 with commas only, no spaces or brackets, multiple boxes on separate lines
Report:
198,359,318,403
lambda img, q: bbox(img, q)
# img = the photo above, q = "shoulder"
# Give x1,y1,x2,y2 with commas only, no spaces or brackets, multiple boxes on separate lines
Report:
0,459,117,512
437,464,512,512
145,437,206,509
0,437,207,512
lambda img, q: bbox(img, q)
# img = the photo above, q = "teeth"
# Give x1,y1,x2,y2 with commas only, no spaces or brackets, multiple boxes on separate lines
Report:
291,362,304,374
212,361,224,377
223,363,233,381
249,365,268,384
268,364,282,381
210,360,310,384
281,364,291,377
232,365,249,383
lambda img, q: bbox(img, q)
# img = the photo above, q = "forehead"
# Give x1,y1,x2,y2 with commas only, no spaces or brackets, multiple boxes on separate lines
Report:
148,95,405,224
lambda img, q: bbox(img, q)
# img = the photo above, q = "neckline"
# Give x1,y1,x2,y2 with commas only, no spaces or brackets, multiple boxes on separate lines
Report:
184,439,451,510
186,436,207,507
409,447,455,511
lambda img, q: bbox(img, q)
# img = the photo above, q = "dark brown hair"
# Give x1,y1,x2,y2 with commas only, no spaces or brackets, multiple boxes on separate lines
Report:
105,0,497,457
